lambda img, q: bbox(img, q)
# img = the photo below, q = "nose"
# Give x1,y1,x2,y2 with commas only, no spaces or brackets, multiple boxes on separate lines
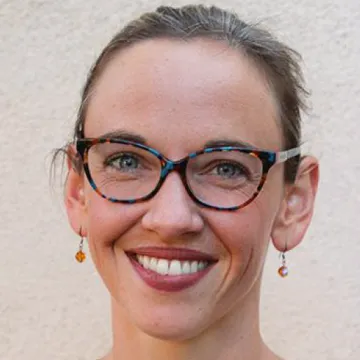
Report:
141,172,204,241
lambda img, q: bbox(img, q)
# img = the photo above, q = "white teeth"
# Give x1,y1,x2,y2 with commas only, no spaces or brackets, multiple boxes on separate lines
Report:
135,255,209,276
168,260,182,275
181,261,191,274
157,259,169,275
190,261,198,273
143,256,150,269
149,257,158,272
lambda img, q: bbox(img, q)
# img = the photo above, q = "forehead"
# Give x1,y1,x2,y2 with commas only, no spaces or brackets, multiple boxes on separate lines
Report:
85,38,282,155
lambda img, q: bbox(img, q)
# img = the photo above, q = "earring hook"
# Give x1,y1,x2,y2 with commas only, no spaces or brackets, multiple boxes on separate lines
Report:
278,241,289,277
75,227,86,263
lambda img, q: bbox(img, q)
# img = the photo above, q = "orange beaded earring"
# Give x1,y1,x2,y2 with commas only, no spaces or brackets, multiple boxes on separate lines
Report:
278,244,289,278
75,228,86,263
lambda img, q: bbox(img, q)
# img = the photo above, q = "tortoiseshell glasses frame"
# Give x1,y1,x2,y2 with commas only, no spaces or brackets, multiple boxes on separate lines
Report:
76,138,301,211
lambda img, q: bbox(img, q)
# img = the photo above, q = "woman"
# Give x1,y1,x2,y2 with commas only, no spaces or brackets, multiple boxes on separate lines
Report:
55,4,319,360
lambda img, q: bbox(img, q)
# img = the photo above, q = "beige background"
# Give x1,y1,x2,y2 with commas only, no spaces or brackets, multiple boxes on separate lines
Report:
0,0,359,359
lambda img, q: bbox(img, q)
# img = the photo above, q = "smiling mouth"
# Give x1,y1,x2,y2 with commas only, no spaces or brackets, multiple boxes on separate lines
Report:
131,254,211,276
126,248,218,292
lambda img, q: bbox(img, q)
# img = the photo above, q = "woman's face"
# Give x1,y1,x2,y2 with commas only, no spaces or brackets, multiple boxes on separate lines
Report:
68,38,289,339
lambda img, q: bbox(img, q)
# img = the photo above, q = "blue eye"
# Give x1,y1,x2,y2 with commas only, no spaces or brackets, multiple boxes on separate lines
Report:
107,154,139,171
215,162,247,179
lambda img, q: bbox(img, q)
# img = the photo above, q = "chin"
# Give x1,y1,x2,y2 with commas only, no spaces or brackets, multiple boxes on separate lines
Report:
133,307,210,341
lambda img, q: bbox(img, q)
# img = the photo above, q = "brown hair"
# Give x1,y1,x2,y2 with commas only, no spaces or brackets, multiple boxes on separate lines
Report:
53,4,309,182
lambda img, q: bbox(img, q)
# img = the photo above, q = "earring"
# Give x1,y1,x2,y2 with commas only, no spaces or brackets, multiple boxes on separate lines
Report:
75,229,86,263
278,248,289,278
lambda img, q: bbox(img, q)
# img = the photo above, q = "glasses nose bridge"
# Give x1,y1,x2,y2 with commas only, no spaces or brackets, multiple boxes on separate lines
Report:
155,156,195,206
158,158,190,197
161,157,188,179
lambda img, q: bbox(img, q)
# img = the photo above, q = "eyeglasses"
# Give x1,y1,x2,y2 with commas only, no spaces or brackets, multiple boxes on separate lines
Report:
76,138,301,211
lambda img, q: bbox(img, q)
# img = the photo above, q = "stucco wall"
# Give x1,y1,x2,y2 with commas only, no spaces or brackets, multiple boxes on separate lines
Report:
0,0,359,359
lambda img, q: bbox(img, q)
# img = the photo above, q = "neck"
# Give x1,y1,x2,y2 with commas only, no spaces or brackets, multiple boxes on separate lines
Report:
105,281,277,360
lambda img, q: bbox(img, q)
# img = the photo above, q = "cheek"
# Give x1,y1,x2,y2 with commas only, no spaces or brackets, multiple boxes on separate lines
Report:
201,203,276,310
208,197,279,273
83,187,142,275
213,205,272,248
84,184,140,242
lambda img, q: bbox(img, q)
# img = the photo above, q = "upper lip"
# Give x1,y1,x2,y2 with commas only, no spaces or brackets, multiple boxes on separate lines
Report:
126,247,218,262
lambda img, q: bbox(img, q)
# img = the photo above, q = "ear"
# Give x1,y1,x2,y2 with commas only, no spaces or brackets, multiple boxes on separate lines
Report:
271,156,319,252
64,144,87,237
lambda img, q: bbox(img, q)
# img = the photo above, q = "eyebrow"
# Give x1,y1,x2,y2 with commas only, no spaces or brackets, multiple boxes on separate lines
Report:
98,130,256,150
204,138,256,149
98,130,148,145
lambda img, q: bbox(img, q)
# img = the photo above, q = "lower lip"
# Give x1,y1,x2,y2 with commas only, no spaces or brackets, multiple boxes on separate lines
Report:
128,256,214,292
